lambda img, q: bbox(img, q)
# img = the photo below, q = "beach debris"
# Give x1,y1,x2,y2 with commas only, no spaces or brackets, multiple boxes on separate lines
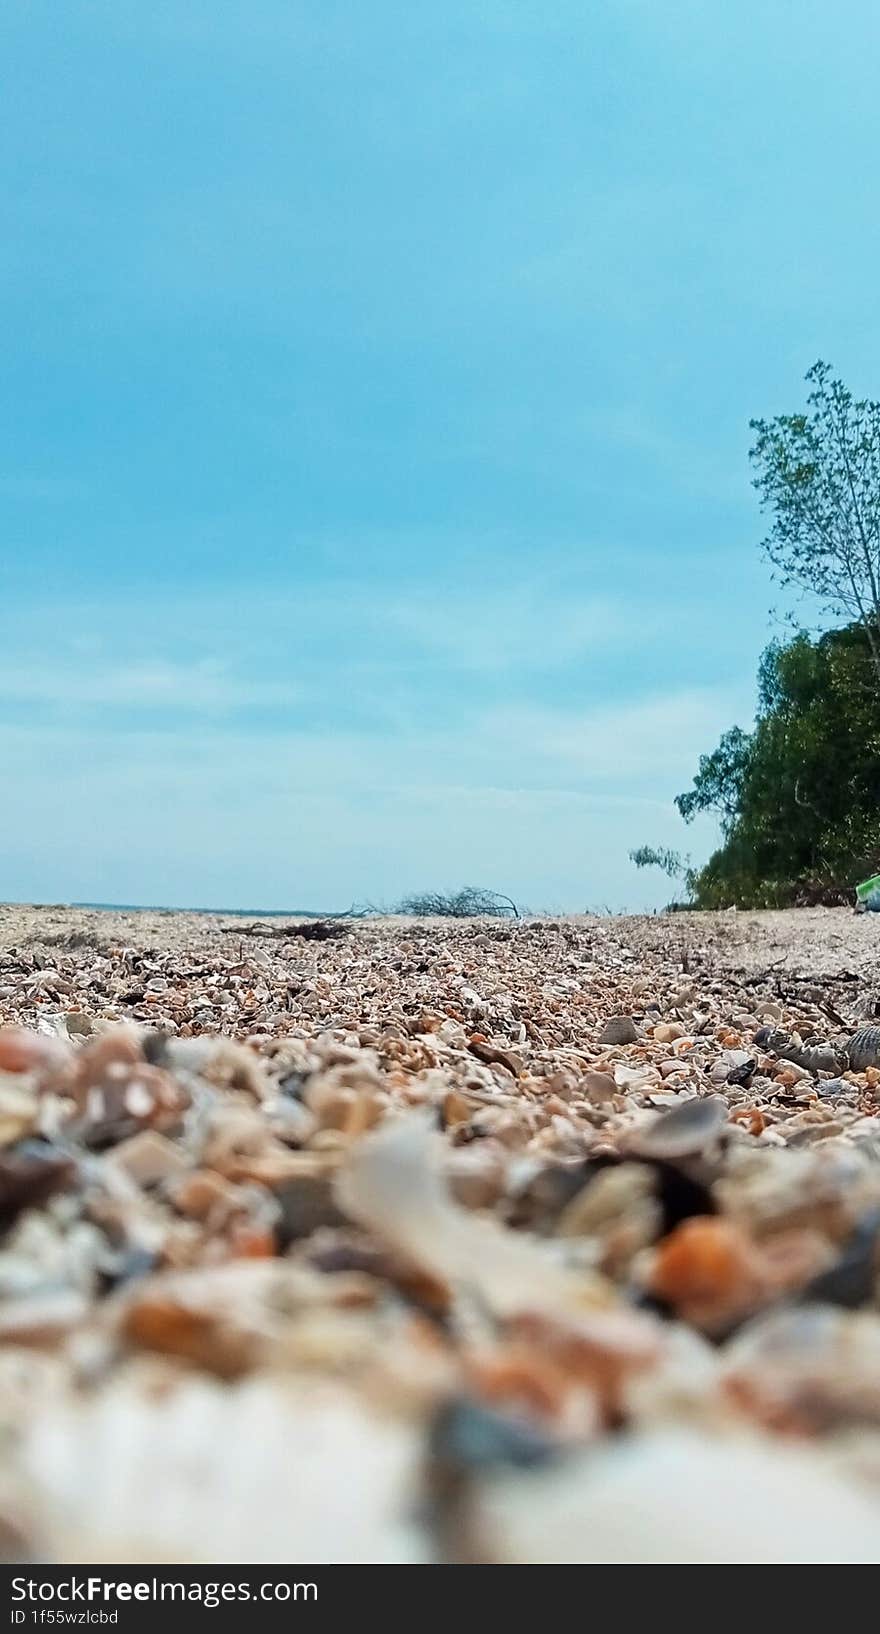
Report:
752,1025,847,1074
220,919,350,941
753,1022,880,1075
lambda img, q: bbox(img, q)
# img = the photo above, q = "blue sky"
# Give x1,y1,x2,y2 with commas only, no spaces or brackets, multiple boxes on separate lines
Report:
2,1,879,911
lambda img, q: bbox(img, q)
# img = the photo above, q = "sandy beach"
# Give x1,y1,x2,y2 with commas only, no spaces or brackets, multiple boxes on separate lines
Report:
1,903,880,1561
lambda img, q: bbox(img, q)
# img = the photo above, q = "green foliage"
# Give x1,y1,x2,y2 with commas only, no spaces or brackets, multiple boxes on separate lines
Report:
634,364,880,910
675,728,751,829
749,361,880,681
676,623,880,906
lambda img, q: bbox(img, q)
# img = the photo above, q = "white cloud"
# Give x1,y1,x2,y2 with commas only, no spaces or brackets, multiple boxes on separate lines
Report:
0,658,298,712
0,576,637,732
0,720,718,914
484,688,749,781
0,670,734,910
374,586,625,671
0,678,746,795
0,575,749,909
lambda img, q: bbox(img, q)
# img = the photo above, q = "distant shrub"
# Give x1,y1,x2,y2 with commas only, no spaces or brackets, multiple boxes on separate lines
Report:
396,886,519,919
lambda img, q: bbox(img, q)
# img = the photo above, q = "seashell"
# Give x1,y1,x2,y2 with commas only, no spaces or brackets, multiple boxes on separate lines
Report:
752,1027,846,1075
710,1049,753,1084
274,1171,348,1245
0,1080,39,1147
64,1012,94,1038
799,1208,880,1309
120,1286,265,1378
628,1096,726,1161
581,1070,617,1105
613,1063,661,1093
73,1028,144,1092
432,1394,558,1475
816,1077,855,1100
444,1145,506,1211
164,1035,270,1098
106,1130,191,1189
648,1215,762,1320
848,1026,880,1072
15,1374,424,1562
337,1112,612,1317
196,1107,320,1184
0,1142,77,1225
0,1288,89,1347
442,1089,477,1127
658,1058,683,1079
169,1167,243,1222
556,1164,662,1275
470,1428,880,1563
723,1305,880,1434
598,1017,639,1045
726,1058,757,1088
118,1261,316,1377
729,1105,766,1137
652,1022,684,1044
503,1160,593,1232
75,1062,188,1149
466,1038,523,1077
0,1027,72,1080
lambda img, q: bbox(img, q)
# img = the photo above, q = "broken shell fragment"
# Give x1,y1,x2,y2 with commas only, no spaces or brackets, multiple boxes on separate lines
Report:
628,1096,726,1161
0,1142,77,1225
580,1071,617,1105
0,1027,71,1079
648,1216,765,1330
598,1017,639,1046
0,1081,39,1147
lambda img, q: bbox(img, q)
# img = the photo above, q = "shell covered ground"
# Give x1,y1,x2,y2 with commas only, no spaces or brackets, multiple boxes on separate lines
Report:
2,903,880,1564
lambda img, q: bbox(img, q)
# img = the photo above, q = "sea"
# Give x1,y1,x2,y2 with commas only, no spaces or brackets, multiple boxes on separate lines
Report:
72,902,350,918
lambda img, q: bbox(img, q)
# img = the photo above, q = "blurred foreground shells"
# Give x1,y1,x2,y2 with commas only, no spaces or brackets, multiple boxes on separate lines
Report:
470,1428,880,1564
1,906,880,1562
15,1374,426,1563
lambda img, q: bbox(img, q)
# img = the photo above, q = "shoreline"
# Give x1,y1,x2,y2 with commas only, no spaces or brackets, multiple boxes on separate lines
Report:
1,898,879,982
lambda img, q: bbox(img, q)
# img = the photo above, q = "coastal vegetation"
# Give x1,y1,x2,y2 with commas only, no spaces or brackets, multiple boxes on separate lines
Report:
635,364,880,907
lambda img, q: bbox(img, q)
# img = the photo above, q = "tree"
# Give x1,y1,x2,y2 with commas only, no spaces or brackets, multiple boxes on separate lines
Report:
668,624,880,907
749,361,880,685
675,727,752,830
